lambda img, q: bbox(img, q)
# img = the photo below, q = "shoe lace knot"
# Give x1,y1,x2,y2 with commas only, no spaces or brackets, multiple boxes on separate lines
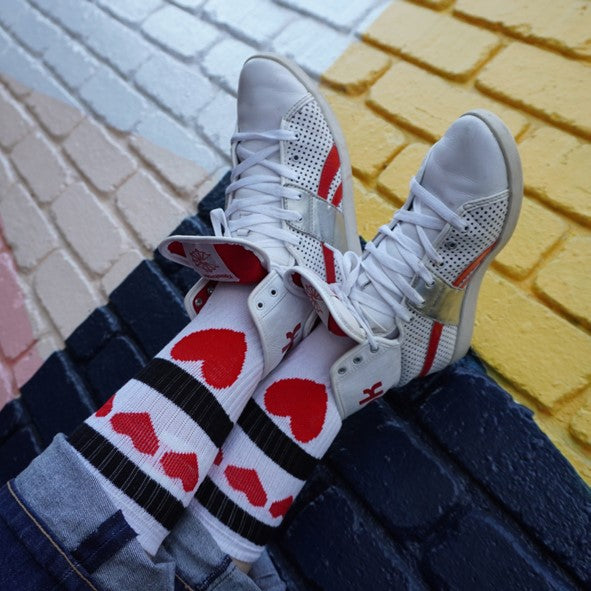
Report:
333,177,468,351
210,129,302,253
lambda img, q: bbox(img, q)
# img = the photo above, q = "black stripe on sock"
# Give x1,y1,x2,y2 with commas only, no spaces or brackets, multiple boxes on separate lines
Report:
196,476,273,547
135,358,233,449
68,423,184,531
237,399,318,481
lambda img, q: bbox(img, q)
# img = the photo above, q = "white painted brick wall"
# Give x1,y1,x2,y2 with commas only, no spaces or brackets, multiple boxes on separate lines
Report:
202,38,255,96
11,131,70,202
34,250,101,339
51,182,129,274
142,5,220,59
80,67,147,131
0,86,33,149
116,171,188,249
86,12,152,76
135,55,214,121
63,119,136,193
0,0,386,362
0,183,59,270
43,37,98,90
95,0,163,25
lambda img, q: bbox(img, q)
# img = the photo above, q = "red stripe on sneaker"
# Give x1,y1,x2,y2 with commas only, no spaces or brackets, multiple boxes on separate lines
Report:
322,243,336,284
318,145,340,200
453,242,496,288
331,182,343,207
420,322,443,377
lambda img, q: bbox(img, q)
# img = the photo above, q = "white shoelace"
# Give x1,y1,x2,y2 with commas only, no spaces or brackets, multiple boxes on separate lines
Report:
333,177,467,350
210,130,302,253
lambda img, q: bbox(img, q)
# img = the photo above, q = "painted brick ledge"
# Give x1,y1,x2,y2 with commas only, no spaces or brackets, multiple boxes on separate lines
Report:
0,174,589,590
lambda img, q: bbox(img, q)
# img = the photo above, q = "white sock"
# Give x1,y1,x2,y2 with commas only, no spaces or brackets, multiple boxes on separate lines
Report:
68,285,264,555
190,324,353,562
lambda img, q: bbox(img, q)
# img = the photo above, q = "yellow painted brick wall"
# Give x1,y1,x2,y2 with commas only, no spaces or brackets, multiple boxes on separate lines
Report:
321,0,591,483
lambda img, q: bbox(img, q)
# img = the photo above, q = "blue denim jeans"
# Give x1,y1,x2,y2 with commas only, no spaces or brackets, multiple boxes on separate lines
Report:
0,435,286,591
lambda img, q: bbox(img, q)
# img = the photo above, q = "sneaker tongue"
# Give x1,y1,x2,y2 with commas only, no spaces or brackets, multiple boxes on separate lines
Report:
231,58,308,266
355,138,456,336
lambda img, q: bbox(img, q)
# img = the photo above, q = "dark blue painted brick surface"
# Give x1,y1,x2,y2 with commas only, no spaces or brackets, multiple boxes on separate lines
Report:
0,398,28,443
329,401,459,535
425,512,575,591
418,365,591,585
281,486,423,591
20,352,95,446
110,260,188,358
85,336,147,406
65,306,120,361
0,427,41,483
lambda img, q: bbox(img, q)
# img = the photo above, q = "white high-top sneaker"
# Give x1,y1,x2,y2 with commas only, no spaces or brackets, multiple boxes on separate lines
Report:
159,54,360,376
294,110,523,417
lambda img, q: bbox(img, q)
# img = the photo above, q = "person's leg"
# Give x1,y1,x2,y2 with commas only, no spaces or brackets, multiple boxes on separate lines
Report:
0,52,359,590
67,284,265,556
191,324,353,565
191,109,523,568
2,433,260,591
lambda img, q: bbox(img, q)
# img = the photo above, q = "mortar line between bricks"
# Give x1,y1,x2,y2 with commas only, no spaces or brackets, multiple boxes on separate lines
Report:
298,463,433,589
24,0,230,160
0,80,152,341
268,543,320,591
0,100,134,299
451,9,591,64
0,22,84,111
383,393,588,588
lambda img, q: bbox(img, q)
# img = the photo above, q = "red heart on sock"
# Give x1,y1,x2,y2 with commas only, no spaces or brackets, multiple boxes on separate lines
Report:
110,412,159,456
264,379,328,443
161,451,199,492
168,241,186,258
269,496,293,519
95,394,115,417
171,329,247,389
225,465,267,507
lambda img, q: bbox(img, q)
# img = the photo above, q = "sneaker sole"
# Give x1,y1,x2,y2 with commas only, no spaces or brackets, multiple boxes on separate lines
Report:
246,53,362,256
452,109,524,362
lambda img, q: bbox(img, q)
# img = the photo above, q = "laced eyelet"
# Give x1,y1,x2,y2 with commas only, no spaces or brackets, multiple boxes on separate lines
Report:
353,356,362,364
370,346,379,353
338,367,347,375
297,214,303,222
426,281,435,289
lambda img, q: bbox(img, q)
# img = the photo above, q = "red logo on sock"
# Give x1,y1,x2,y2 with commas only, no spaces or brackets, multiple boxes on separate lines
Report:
171,329,247,389
269,496,293,518
264,378,328,443
161,451,199,492
225,465,267,507
359,382,384,406
95,394,115,417
110,412,159,456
